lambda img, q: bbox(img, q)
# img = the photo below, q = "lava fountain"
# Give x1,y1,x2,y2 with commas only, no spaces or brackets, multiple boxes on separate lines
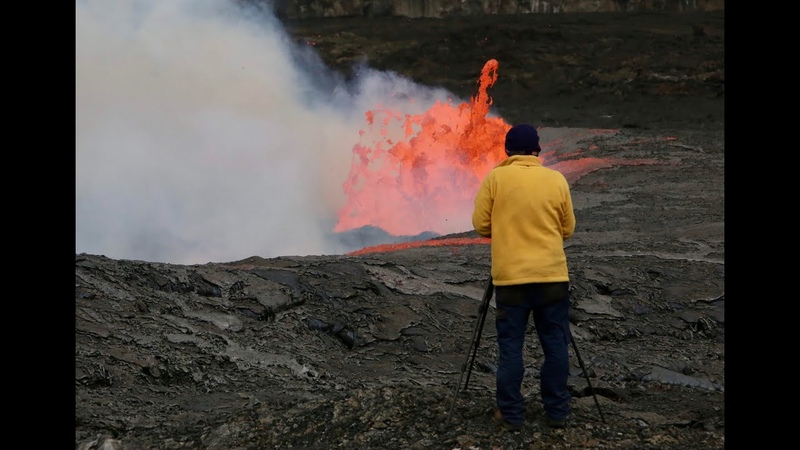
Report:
334,59,511,237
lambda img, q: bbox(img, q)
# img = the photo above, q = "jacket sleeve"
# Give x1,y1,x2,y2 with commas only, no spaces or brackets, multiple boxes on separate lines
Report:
561,181,576,240
472,176,493,237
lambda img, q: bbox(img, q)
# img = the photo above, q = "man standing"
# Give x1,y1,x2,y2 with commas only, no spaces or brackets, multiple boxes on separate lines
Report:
472,123,576,431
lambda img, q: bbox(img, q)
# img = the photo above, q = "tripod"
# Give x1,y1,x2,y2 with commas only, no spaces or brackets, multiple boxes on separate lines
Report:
446,276,605,424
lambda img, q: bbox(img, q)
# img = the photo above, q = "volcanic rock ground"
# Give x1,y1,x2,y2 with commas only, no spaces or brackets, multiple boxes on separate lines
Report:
75,10,725,450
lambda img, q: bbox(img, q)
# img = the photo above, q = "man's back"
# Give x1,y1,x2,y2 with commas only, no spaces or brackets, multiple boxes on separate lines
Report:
472,154,575,285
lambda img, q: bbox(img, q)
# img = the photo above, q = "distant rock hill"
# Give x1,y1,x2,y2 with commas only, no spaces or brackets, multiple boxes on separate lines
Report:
248,0,724,20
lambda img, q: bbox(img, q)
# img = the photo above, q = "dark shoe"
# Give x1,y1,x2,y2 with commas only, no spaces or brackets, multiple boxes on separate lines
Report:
493,409,523,432
545,415,567,428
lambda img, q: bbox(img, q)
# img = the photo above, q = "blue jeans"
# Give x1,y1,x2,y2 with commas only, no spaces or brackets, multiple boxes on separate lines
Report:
495,282,572,425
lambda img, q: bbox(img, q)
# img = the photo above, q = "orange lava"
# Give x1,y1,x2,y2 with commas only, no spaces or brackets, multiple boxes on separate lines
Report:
347,237,490,256
334,59,510,237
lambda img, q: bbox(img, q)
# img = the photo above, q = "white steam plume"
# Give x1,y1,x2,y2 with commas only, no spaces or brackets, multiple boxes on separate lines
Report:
76,0,460,264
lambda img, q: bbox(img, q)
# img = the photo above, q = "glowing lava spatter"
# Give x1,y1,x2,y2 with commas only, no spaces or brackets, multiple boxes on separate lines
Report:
334,59,511,236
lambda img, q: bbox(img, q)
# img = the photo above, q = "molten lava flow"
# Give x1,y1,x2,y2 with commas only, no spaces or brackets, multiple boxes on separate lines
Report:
334,59,510,236
347,236,490,256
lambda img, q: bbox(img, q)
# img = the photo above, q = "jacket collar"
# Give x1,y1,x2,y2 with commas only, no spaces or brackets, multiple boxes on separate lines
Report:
496,154,542,168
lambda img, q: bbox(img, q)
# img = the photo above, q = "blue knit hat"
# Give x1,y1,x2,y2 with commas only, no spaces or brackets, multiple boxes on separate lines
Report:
505,124,541,154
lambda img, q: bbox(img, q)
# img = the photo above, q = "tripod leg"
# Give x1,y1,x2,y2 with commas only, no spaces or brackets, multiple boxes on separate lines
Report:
570,337,605,423
463,299,489,389
446,277,493,423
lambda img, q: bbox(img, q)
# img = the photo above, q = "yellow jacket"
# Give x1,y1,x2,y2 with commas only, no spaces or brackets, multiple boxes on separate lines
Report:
472,155,575,285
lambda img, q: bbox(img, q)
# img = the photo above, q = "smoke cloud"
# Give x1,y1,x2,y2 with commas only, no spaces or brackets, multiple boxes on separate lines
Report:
76,0,461,264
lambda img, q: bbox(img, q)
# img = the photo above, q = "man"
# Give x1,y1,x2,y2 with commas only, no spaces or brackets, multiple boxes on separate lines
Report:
472,123,576,431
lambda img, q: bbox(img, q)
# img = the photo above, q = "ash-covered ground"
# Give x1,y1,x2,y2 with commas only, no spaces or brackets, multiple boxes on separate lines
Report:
76,9,724,450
